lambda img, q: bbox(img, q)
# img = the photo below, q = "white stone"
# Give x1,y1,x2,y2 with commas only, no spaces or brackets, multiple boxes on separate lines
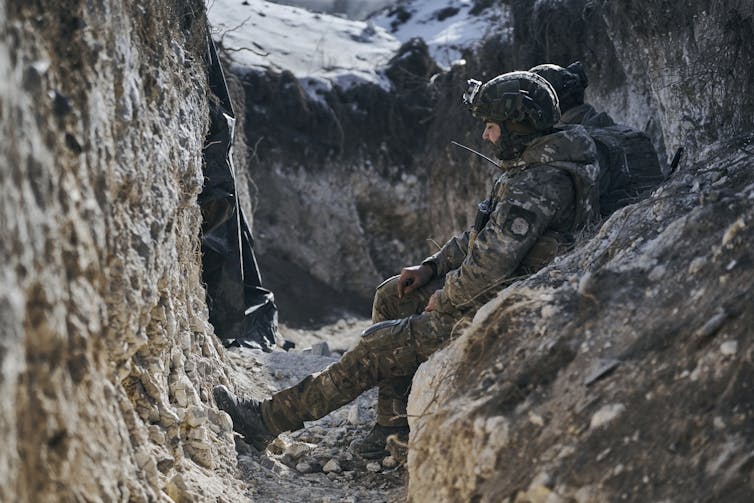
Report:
187,426,208,442
366,462,381,472
690,366,701,381
296,461,314,474
528,412,545,427
310,341,330,356
170,376,198,408
134,449,152,469
530,471,553,488
322,459,342,473
185,406,207,428
348,404,363,425
590,403,626,429
30,59,51,75
688,256,706,274
148,425,166,446
471,415,486,435
648,265,666,281
485,416,510,449
382,456,398,469
171,40,185,65
284,441,312,461
578,271,594,296
720,340,738,355
540,304,558,319
188,441,214,469
165,474,193,502
208,409,233,433
596,448,611,462
722,217,745,246
557,445,575,460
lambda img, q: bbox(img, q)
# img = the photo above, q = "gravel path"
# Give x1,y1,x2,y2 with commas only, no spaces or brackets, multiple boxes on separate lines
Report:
223,317,407,503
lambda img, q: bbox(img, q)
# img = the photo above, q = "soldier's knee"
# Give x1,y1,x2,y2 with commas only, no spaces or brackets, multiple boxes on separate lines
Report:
362,319,403,337
359,318,411,351
361,317,423,377
372,276,402,322
335,321,404,377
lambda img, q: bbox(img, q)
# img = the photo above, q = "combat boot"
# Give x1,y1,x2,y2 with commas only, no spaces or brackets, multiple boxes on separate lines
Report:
350,424,409,460
213,385,275,451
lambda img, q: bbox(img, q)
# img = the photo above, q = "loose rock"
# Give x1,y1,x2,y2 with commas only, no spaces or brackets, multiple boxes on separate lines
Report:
284,441,313,461
590,403,626,429
309,341,331,356
382,456,398,469
348,405,364,425
322,458,342,473
296,461,315,474
720,340,738,355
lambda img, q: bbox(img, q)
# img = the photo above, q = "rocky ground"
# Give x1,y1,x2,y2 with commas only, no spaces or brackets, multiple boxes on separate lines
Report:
223,317,408,502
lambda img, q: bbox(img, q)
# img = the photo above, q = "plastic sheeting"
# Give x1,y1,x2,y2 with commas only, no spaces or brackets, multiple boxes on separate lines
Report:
200,36,279,351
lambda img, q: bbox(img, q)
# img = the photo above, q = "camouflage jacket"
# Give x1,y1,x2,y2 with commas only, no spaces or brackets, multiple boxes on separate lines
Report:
423,126,599,312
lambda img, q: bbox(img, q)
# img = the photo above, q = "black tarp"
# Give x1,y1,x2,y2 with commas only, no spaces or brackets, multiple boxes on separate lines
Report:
200,36,279,351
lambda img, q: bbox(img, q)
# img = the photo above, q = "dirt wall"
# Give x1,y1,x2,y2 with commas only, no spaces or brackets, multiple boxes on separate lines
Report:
0,1,249,500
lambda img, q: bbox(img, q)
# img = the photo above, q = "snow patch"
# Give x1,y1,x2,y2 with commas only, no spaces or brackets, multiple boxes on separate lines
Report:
369,0,511,69
208,0,511,100
207,0,400,94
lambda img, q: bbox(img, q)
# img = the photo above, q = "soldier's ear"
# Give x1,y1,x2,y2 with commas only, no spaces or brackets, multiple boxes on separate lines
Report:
503,118,536,135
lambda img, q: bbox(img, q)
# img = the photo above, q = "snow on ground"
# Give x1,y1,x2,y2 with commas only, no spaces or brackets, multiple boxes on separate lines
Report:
265,0,395,20
207,0,399,92
369,0,511,69
207,0,509,97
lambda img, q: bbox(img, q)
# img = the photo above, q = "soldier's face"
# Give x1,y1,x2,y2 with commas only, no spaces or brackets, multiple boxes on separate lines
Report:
482,122,501,144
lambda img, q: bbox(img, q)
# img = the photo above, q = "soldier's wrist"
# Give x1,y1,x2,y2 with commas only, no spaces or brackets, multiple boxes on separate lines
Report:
421,261,438,279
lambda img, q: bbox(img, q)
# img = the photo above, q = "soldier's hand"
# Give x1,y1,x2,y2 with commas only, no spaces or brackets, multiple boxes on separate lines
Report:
423,292,437,312
397,264,434,299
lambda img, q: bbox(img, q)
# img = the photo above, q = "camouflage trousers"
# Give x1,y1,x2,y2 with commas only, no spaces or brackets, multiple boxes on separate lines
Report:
260,275,457,434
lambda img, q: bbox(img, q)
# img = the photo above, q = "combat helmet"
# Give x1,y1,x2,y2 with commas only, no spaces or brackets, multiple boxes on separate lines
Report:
529,62,588,112
463,70,560,159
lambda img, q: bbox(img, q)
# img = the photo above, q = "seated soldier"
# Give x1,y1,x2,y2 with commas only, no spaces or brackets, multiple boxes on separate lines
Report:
213,71,600,460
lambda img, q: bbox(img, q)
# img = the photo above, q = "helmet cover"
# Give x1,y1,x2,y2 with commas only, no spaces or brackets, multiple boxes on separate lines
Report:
529,61,588,111
464,71,560,131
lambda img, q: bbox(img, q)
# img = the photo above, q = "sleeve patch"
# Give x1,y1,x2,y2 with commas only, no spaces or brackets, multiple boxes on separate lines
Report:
504,206,537,240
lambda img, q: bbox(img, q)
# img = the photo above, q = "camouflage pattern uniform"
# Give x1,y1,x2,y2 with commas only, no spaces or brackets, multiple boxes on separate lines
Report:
260,126,599,435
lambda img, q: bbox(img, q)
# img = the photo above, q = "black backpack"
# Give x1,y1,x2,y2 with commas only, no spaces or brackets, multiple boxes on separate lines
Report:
587,124,665,217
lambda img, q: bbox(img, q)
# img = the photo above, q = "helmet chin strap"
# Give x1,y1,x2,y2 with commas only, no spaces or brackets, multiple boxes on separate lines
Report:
494,121,540,161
